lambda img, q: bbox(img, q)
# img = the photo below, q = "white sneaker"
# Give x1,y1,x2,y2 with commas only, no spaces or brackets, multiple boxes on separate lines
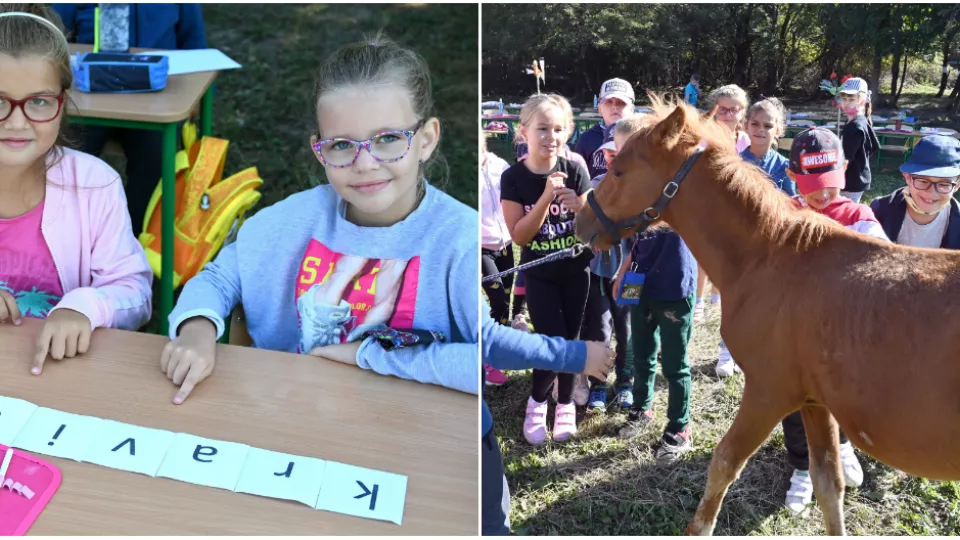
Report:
785,469,813,517
715,340,741,378
839,441,864,488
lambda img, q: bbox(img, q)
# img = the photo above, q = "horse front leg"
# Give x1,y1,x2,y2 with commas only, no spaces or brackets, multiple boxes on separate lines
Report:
685,384,792,536
800,404,846,536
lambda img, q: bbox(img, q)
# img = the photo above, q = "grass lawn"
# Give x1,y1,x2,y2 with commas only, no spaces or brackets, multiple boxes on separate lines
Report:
485,161,960,535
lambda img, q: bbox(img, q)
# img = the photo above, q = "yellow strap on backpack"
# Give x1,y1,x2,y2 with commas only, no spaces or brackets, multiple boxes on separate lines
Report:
139,122,263,289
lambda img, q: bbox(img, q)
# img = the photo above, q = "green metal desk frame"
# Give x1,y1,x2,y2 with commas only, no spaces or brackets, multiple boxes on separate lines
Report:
67,86,214,337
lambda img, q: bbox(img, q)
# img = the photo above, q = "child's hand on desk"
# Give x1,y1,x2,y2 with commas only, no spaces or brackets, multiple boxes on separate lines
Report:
31,309,93,375
307,341,362,366
160,317,218,404
0,290,22,326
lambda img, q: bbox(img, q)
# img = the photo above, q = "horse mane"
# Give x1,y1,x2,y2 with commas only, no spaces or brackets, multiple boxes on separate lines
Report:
635,94,832,252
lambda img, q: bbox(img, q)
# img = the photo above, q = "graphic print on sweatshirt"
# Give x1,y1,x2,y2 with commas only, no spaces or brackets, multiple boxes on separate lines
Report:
295,239,420,353
525,198,581,254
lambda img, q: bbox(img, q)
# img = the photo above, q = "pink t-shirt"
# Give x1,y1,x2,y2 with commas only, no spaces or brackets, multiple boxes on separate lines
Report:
0,201,64,319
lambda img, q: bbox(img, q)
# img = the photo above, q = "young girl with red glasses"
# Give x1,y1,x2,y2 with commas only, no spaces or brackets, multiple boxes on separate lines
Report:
162,33,479,404
0,5,153,375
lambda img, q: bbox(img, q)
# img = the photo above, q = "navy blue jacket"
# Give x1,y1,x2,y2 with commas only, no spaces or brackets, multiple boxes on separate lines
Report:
54,4,207,50
628,228,698,302
574,123,608,179
869,188,960,249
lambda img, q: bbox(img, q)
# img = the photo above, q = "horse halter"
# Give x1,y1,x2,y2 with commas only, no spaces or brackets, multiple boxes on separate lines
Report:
586,144,704,241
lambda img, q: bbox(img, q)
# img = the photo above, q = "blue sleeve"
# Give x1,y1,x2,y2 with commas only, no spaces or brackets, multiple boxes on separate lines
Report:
52,4,78,36
684,86,693,105
775,159,796,197
356,246,480,395
167,240,241,340
176,4,208,49
482,303,586,373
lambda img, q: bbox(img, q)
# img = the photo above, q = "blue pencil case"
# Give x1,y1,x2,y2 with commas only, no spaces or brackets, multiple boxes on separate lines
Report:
72,52,169,93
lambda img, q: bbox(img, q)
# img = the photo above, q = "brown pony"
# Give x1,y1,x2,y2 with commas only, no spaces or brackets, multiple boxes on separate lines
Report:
575,96,960,536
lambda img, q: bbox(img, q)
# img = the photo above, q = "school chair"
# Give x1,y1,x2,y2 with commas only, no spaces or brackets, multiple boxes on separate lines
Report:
876,134,911,169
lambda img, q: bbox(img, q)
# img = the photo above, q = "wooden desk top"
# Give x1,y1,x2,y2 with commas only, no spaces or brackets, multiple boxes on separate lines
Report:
66,45,217,124
0,319,478,535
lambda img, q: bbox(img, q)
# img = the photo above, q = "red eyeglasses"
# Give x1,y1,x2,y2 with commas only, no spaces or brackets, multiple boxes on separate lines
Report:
0,93,65,123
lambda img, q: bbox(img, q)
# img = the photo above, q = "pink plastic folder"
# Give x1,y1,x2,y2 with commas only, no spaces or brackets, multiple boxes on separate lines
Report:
0,445,61,535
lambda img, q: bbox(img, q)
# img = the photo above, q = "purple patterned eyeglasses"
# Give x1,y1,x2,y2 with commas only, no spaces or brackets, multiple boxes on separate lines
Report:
312,120,424,168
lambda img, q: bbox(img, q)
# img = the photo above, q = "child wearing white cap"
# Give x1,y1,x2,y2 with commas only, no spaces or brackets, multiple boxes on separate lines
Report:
837,77,880,203
574,78,635,179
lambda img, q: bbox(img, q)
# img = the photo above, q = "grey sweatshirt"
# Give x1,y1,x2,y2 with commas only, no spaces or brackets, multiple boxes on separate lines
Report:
169,183,479,395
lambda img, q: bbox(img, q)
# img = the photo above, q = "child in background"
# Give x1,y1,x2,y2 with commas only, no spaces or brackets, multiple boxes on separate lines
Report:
575,78,635,179
787,128,887,240
702,84,750,374
741,97,796,196
612,218,698,464
584,121,635,412
683,73,700,108
837,77,880,203
501,93,594,444
0,6,153,374
163,35,479,403
481,300,613,535
871,135,960,249
53,3,208,236
481,134,515,386
781,127,876,514
709,84,751,153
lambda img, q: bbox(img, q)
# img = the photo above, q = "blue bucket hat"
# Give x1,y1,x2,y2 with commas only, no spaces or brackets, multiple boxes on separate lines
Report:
900,135,960,177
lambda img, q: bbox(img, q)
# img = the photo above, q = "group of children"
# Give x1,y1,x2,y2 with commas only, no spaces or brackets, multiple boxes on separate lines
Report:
480,71,960,529
0,6,478,401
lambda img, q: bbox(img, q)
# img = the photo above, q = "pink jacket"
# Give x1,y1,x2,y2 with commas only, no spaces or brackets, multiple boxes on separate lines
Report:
43,149,153,331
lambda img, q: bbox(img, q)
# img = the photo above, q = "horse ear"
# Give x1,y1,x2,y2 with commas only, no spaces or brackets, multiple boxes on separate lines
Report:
653,105,687,149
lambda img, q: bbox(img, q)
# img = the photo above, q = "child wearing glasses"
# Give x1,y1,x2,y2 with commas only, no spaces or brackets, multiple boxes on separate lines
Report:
0,6,153,374
162,34,479,404
871,135,960,249
702,84,750,377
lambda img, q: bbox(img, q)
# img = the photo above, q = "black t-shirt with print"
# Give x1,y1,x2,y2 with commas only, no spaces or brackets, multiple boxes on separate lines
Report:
500,156,594,278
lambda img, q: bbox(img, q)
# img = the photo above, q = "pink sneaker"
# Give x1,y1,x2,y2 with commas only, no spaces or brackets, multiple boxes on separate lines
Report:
484,364,509,386
523,397,549,445
553,402,578,442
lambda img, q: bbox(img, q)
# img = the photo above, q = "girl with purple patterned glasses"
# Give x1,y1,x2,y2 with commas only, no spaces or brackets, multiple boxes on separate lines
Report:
161,33,479,404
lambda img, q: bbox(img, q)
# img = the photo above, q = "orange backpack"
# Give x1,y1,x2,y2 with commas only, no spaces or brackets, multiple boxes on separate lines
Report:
139,123,263,289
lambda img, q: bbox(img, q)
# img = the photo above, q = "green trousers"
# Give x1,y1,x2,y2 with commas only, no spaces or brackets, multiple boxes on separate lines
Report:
630,292,695,433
